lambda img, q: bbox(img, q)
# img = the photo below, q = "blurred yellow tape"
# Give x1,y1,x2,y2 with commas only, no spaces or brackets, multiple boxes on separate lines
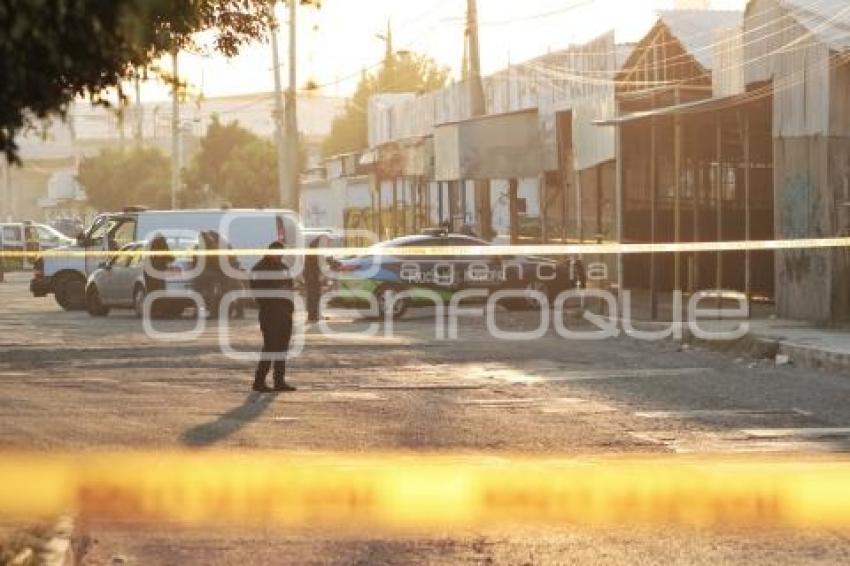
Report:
2,236,850,260
2,452,850,531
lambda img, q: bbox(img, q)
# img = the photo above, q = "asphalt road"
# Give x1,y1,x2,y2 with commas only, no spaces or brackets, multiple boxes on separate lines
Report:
2,272,850,564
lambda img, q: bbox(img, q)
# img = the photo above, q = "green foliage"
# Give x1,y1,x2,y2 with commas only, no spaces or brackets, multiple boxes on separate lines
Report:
182,115,257,205
0,0,272,163
322,52,450,158
78,146,171,211
219,138,279,207
183,115,311,207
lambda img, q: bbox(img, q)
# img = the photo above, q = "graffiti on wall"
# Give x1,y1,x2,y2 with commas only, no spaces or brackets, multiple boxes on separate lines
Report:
781,174,826,283
303,203,329,228
782,175,811,238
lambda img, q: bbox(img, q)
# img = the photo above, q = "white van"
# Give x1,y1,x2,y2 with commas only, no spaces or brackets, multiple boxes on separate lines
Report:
31,208,301,310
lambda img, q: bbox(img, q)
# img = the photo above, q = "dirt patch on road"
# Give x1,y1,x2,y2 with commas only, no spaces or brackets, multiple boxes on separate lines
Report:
0,524,52,565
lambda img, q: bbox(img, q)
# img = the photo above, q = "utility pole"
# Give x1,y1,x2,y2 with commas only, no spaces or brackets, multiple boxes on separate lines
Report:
466,0,485,117
117,92,126,153
170,48,180,210
466,0,492,239
382,19,394,76
1,159,10,222
134,71,144,146
284,0,300,212
271,2,288,209
271,0,301,211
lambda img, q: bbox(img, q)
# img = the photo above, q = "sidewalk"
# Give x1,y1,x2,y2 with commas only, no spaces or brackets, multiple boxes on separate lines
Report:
593,290,850,374
732,319,850,374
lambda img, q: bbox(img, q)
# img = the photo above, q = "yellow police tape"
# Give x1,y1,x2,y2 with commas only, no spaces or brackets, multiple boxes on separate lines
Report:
2,236,850,259
2,452,850,531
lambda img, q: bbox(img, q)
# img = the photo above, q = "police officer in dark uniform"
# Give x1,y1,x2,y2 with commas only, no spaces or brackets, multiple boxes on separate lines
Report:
304,235,325,322
250,241,296,393
144,234,174,318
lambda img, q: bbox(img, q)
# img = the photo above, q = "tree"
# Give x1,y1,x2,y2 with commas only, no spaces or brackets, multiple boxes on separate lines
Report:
182,116,257,205
0,0,272,163
78,147,171,211
219,139,279,207
183,115,308,207
322,51,450,157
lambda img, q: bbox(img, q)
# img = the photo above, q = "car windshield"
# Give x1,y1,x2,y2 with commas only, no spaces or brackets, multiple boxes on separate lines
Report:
36,224,72,242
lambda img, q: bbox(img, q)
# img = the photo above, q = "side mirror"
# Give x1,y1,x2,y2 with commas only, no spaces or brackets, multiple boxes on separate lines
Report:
76,232,86,245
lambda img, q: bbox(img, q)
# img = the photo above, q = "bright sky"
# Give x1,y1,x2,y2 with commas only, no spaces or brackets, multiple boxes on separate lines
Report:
140,0,747,102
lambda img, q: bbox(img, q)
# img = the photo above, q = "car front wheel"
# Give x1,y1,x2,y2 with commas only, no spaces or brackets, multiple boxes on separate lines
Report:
86,286,109,317
503,280,550,311
54,273,86,311
375,285,408,320
133,286,147,319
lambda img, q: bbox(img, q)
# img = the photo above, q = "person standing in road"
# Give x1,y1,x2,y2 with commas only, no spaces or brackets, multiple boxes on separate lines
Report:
304,235,326,322
193,230,245,319
250,241,296,393
144,234,174,318
194,230,226,318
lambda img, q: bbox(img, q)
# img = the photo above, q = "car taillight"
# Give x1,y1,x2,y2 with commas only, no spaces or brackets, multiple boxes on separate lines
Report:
276,217,286,243
335,263,359,273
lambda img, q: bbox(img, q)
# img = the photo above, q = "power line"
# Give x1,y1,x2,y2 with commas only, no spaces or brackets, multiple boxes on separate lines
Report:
440,0,596,27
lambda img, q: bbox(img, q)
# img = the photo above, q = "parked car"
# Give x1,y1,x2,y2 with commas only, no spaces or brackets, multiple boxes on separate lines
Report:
331,233,583,319
0,222,40,271
85,235,248,319
32,207,300,311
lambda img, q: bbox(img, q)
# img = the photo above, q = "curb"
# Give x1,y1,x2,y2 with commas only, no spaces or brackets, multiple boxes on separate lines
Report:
595,313,850,374
774,340,850,374
691,331,850,374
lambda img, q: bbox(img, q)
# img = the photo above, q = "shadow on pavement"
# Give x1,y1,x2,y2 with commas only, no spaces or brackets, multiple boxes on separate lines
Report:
180,392,278,447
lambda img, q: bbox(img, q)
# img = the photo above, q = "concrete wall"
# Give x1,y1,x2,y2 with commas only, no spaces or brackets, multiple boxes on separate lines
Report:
434,111,543,181
300,176,372,233
300,180,342,229
774,137,850,323
828,137,850,320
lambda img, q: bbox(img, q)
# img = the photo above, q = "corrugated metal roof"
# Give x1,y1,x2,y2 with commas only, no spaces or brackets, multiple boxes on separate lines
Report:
778,0,850,50
657,9,744,70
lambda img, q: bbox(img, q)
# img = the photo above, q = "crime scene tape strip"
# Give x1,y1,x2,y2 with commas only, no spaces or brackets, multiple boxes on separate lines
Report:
2,236,850,259
2,452,850,531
